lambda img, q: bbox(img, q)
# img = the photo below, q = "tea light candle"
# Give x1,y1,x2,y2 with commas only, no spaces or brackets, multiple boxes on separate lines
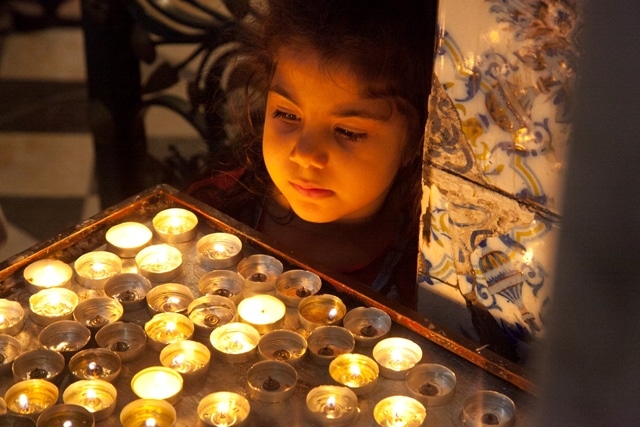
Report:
38,320,91,358
196,233,243,270
237,294,286,334
74,251,122,289
329,354,379,396
36,403,95,427
104,273,152,312
120,398,177,427
372,337,423,380
258,329,307,365
146,283,194,316
406,363,457,407
307,326,355,365
69,348,122,382
0,335,21,376
188,295,238,340
373,395,426,427
275,269,322,307
29,288,78,326
159,340,210,383
342,307,392,347
106,221,153,258
237,254,283,295
62,379,117,421
4,379,59,417
198,270,245,305
461,390,516,427
298,294,347,331
131,366,184,405
0,299,24,335
246,360,298,403
23,259,73,292
152,208,198,243
12,349,65,383
73,297,124,331
197,392,250,427
94,321,147,362
145,312,194,351
209,322,260,363
305,385,359,427
135,244,183,282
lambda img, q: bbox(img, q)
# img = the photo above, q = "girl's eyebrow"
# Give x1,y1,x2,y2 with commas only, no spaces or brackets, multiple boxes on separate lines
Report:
269,84,389,122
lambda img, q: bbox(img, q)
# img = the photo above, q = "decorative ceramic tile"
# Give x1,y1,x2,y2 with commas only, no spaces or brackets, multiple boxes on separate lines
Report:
418,0,579,361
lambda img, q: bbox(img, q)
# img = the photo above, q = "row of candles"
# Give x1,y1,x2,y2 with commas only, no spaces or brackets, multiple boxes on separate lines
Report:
0,207,516,426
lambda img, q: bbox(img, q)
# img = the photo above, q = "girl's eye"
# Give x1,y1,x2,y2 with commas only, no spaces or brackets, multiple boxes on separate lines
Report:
273,110,300,122
336,127,367,142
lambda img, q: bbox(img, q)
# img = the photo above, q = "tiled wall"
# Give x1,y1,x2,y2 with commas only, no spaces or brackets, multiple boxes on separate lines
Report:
418,0,580,362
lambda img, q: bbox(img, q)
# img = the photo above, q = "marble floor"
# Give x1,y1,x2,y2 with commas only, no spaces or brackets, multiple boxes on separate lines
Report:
0,1,99,262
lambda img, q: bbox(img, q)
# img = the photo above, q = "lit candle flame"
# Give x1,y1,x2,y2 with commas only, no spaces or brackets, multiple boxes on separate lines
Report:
349,364,361,380
0,313,5,326
166,321,176,333
172,354,185,369
18,393,29,412
145,418,157,427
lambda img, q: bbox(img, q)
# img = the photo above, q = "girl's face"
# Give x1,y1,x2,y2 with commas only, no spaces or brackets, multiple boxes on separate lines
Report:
263,47,410,224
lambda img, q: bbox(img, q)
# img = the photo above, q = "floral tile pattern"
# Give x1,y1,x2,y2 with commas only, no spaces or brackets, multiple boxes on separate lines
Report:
418,0,579,362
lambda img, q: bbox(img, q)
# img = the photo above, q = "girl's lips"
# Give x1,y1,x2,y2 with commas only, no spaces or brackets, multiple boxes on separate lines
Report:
290,182,334,198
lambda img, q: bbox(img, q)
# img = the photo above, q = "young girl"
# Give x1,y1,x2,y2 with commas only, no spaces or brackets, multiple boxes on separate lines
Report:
189,0,437,309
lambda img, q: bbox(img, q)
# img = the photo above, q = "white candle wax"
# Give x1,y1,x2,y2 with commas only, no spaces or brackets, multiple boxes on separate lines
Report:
237,294,286,334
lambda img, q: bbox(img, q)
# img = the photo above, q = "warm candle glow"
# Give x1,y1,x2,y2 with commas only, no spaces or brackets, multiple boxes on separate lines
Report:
373,396,426,427
153,208,198,243
131,367,183,403
24,259,73,290
326,308,338,324
18,393,29,413
145,418,157,427
237,294,286,334
106,222,153,257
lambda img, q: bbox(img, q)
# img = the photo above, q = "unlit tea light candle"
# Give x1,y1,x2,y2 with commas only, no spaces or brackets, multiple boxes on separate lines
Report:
135,244,183,282
237,294,286,334
152,208,198,243
106,221,153,258
23,259,73,292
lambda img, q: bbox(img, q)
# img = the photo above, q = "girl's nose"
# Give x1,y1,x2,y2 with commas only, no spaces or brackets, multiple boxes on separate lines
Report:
289,130,329,169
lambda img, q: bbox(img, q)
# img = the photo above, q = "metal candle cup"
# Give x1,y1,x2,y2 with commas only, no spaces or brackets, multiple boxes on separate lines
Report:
120,398,177,427
307,326,355,366
258,329,307,365
135,244,183,282
94,321,147,362
342,307,392,347
406,363,457,407
104,273,152,312
188,295,237,340
36,403,95,427
131,366,184,405
328,354,379,396
12,349,65,384
4,379,59,417
146,283,194,316
159,340,211,383
145,312,195,351
0,300,24,336
23,259,73,292
38,320,91,359
372,337,423,380
197,392,250,427
105,221,153,258
305,385,359,427
237,294,286,335
461,390,516,427
237,254,283,296
152,208,198,243
275,269,322,308
298,294,347,331
69,348,122,382
62,379,117,422
209,322,260,363
246,360,298,403
373,395,427,427
0,335,21,376
29,287,78,326
73,297,124,331
74,251,122,289
198,270,245,305
196,233,243,270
